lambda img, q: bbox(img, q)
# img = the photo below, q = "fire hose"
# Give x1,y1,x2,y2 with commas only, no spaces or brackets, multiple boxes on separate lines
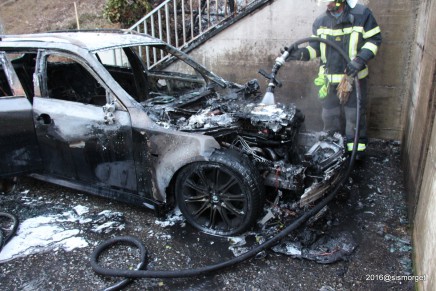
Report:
90,36,362,290
0,212,19,253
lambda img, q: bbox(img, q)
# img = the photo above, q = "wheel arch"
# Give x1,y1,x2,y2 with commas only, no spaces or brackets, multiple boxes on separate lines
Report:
150,132,220,203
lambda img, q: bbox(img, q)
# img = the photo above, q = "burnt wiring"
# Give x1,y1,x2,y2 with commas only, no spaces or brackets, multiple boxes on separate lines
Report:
90,37,362,290
231,135,273,165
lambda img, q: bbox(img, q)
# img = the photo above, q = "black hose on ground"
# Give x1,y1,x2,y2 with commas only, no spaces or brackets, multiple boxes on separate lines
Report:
90,37,361,289
0,212,19,252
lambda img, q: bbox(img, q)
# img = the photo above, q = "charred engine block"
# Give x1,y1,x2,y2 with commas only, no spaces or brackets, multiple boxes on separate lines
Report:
142,83,345,198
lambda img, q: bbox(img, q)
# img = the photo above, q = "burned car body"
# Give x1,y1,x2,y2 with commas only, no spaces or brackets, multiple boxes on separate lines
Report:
0,31,346,235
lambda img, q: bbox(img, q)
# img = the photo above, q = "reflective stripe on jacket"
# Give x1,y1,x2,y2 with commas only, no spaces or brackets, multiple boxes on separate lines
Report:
307,4,382,84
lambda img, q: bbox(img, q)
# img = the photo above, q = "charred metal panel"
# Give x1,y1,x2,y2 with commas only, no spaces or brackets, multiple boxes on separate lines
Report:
33,97,138,192
0,97,42,176
148,130,220,202
298,132,346,206
128,104,221,203
131,128,155,202
30,172,159,211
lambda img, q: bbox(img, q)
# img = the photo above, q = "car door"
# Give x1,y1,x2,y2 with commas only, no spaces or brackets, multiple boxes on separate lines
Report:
32,50,138,191
0,52,42,177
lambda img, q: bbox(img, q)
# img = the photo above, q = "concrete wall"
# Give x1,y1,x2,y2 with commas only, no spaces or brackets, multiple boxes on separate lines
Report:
184,0,416,139
413,120,436,290
404,0,436,289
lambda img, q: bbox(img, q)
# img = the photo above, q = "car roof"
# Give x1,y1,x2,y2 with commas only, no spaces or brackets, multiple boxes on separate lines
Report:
0,29,229,88
0,30,166,52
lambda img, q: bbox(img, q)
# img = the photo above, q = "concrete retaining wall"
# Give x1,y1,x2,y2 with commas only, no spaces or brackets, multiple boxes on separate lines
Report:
404,0,436,289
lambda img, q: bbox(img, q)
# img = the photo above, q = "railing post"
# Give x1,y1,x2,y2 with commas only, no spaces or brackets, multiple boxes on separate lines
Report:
198,0,202,34
207,0,210,28
151,14,157,64
174,0,179,47
144,20,150,69
190,0,194,40
181,0,186,44
136,26,143,61
158,10,164,60
216,0,219,24
165,3,171,46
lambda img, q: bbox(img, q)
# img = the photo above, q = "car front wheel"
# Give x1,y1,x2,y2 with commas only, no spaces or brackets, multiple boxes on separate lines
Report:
175,150,264,236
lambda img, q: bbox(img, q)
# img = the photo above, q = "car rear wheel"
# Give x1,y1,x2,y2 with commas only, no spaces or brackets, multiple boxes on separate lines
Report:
0,177,17,194
175,150,264,236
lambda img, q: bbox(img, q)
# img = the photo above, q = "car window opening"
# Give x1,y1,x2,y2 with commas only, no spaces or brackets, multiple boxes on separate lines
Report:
96,46,206,104
46,55,106,106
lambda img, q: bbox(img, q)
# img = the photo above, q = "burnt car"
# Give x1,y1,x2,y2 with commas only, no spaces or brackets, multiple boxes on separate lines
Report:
0,30,346,235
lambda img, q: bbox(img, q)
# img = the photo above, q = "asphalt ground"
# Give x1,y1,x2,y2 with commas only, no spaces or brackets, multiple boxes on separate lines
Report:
0,139,414,291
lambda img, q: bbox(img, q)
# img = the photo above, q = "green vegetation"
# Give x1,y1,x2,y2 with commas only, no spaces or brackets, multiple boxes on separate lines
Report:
104,0,153,27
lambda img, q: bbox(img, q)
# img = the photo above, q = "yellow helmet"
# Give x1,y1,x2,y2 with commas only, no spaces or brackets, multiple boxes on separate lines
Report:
318,0,357,8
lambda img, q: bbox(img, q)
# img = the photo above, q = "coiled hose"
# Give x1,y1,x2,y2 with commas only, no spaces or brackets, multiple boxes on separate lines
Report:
90,37,362,290
0,212,19,253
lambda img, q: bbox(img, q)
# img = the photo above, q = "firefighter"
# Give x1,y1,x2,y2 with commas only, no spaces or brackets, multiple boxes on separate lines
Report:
285,0,382,159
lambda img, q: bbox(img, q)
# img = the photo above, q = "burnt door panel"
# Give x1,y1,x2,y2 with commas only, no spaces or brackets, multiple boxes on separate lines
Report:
0,97,42,176
33,50,138,191
33,97,137,191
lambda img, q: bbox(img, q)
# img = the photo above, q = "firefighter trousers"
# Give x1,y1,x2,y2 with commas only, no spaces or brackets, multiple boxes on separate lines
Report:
320,77,368,145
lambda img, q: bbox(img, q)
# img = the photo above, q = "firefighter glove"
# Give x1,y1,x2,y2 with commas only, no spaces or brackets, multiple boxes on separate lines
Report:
282,47,310,61
346,57,365,77
314,74,329,100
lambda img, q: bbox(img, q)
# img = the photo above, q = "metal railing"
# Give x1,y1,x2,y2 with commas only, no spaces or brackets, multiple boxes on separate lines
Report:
129,0,258,68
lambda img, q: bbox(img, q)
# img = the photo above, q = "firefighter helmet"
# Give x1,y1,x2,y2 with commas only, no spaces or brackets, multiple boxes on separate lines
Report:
318,0,345,11
318,0,357,8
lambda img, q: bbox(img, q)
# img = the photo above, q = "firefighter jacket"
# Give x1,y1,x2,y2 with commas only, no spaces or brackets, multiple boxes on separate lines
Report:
306,4,382,84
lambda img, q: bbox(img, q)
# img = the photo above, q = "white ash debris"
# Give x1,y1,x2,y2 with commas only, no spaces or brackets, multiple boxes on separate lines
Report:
0,214,88,263
181,108,234,130
73,205,89,216
0,206,126,263
155,208,186,228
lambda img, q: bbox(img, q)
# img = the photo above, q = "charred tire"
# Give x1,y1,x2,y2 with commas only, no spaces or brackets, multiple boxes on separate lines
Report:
175,149,265,236
0,177,17,195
